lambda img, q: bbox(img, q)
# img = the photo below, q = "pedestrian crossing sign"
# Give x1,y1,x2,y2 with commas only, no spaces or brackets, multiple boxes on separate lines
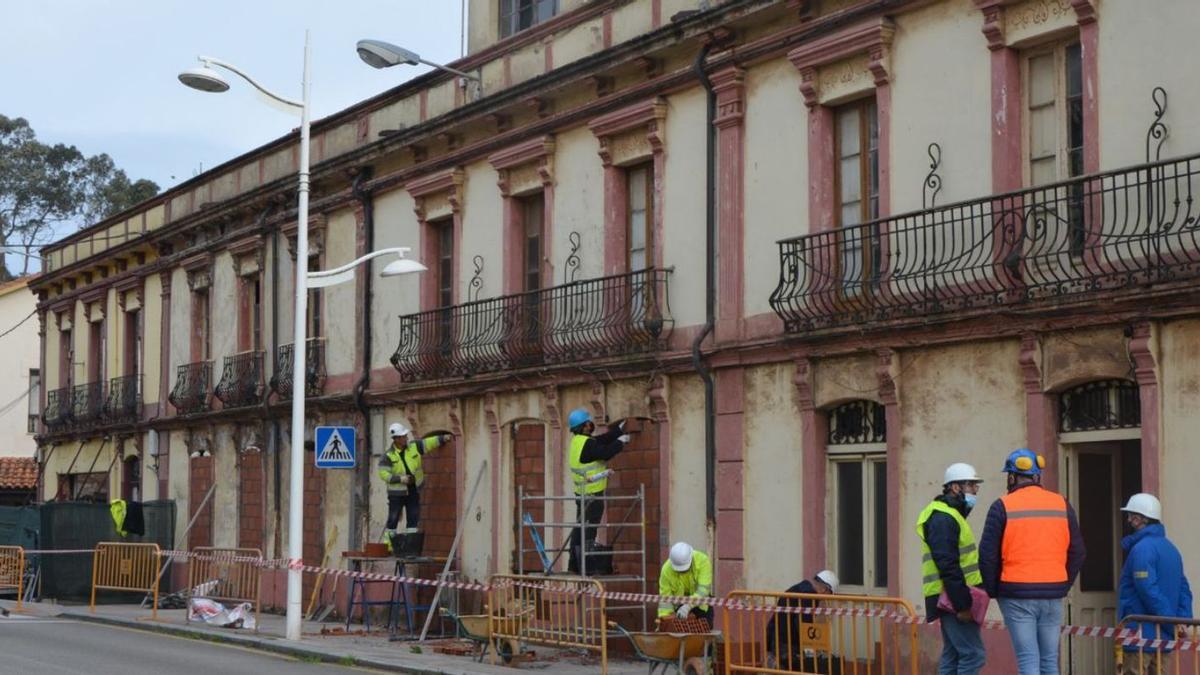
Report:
314,426,356,468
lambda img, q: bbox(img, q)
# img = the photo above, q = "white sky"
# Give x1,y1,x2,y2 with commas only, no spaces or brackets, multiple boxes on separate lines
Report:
1,0,465,268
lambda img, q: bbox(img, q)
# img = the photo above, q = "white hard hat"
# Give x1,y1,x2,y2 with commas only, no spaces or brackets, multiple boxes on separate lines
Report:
943,462,983,485
669,542,694,572
815,570,839,594
1121,493,1162,520
389,422,410,438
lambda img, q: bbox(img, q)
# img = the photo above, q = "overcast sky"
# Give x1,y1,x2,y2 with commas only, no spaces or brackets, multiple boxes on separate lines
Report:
2,1,464,267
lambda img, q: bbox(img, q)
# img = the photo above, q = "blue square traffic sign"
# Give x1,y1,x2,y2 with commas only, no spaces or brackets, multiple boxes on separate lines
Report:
314,426,356,468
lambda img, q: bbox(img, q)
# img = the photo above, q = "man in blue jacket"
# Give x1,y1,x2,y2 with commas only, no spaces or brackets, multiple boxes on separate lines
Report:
1118,492,1193,675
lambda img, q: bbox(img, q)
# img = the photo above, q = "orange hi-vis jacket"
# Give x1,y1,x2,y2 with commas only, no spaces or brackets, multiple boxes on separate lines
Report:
999,485,1069,584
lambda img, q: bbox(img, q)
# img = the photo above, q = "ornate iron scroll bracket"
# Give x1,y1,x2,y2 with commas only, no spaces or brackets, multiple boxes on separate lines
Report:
923,142,943,209
1146,87,1168,164
468,255,484,302
564,231,582,283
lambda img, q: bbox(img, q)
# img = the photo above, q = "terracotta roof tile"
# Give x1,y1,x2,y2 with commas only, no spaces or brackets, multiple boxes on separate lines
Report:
0,457,37,490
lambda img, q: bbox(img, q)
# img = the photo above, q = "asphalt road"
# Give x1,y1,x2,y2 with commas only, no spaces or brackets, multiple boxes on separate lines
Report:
0,615,382,675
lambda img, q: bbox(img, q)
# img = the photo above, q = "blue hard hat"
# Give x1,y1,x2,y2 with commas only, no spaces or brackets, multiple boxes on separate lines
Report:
1003,448,1045,476
568,408,593,430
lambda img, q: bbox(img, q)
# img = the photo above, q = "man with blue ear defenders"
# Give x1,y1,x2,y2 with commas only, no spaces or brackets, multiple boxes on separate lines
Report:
980,448,1086,675
917,463,986,674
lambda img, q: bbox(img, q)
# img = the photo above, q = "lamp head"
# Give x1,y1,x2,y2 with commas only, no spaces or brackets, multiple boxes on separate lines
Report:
356,39,421,69
178,63,230,93
381,257,427,277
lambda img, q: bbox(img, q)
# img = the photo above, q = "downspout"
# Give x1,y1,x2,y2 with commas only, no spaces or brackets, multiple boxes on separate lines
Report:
692,43,717,525
351,169,375,551
255,204,281,559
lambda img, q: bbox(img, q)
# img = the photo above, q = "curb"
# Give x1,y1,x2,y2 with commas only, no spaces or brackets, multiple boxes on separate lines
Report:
60,611,454,675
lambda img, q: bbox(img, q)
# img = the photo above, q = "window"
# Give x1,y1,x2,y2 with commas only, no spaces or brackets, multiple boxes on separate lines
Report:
521,193,544,292
307,257,322,339
1026,43,1085,251
827,400,888,592
834,99,881,295
500,0,557,39
124,310,142,377
626,163,655,272
434,219,455,308
122,455,141,502
238,277,262,352
88,319,105,384
59,328,73,388
192,290,210,361
57,472,109,502
27,369,40,434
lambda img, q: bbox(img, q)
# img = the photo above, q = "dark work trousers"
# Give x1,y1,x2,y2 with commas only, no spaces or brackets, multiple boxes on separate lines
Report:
386,489,421,530
568,491,605,572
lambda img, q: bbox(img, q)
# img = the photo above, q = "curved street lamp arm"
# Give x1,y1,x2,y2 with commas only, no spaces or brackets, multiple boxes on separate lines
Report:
420,59,481,82
306,247,413,288
199,55,304,109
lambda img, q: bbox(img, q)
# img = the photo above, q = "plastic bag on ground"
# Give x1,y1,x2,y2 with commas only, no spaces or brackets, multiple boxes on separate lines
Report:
189,597,256,630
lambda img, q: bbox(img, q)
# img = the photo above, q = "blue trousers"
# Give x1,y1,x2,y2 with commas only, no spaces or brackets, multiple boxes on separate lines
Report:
938,612,986,675
998,597,1064,675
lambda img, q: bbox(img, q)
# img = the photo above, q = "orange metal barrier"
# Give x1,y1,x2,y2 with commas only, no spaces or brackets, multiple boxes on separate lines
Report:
1114,615,1200,675
0,546,24,610
90,542,161,619
488,574,608,673
187,547,262,630
722,591,919,675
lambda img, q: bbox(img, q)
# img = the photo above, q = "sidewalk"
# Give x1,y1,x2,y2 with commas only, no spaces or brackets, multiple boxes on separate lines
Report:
1,599,645,674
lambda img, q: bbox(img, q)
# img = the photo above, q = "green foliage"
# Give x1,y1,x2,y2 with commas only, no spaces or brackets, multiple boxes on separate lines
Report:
0,114,160,278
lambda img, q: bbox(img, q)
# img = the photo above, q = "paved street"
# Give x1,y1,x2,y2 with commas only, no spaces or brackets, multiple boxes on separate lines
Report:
0,614,381,675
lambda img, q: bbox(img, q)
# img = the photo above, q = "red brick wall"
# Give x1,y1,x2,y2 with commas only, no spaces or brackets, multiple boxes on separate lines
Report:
418,435,457,556
512,423,546,573
188,455,214,551
602,418,662,630
302,446,325,601
238,452,264,552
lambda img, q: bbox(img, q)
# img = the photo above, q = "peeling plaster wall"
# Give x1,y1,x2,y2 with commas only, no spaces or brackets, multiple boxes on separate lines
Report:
661,87,707,329
666,374,710,554
1159,319,1200,574
814,354,878,409
213,425,237,548
1041,328,1131,393
370,188,422,371
551,126,605,283
324,209,360,379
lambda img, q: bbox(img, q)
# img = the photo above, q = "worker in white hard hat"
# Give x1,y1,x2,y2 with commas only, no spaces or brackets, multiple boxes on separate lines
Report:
1117,492,1192,675
916,462,987,674
764,570,840,672
657,541,713,624
377,422,452,554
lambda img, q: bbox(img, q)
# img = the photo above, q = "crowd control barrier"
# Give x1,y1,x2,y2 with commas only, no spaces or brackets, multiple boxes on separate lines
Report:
0,545,24,609
90,542,161,619
488,574,608,673
722,590,920,675
186,547,262,630
1113,615,1200,675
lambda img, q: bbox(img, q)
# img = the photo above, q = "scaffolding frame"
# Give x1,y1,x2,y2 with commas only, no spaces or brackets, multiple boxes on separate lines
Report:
518,484,648,630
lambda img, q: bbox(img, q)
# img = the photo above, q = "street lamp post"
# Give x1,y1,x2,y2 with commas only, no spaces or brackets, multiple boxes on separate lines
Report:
180,33,312,642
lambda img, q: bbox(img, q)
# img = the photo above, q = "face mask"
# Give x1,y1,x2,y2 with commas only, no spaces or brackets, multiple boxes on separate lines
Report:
964,493,977,509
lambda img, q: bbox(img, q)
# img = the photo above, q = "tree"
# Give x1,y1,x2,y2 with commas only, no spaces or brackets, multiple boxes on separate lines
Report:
0,115,160,278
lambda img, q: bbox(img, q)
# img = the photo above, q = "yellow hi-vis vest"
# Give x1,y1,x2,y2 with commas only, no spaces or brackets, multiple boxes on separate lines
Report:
110,499,128,537
657,551,713,617
916,499,982,598
378,436,443,491
568,433,607,495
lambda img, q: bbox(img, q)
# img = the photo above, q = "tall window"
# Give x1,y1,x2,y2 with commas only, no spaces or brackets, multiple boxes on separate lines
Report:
835,99,881,295
122,455,141,502
626,163,655,272
1026,43,1085,252
434,219,455,308
827,400,888,592
192,290,210,361
500,0,557,39
27,369,40,434
124,310,142,377
88,318,105,384
307,257,322,339
521,194,544,292
59,328,73,388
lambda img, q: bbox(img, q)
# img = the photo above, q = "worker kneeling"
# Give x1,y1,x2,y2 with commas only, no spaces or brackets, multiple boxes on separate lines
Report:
377,422,451,556
658,542,713,625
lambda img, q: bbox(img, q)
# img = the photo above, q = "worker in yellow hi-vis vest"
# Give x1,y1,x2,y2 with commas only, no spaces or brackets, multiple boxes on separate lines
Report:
378,422,450,554
657,542,713,624
565,408,629,574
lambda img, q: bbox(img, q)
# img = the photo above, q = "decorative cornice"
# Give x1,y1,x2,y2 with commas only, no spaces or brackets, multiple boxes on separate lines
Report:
404,401,421,436
482,392,499,435
407,168,466,223
1070,0,1097,24
447,397,463,438
589,97,668,166
541,385,561,430
1018,332,1043,394
282,213,327,260
787,17,895,107
793,356,816,412
489,136,556,197
974,0,1009,49
1128,322,1158,388
114,275,144,312
589,380,607,423
647,375,669,423
710,66,746,129
876,348,898,406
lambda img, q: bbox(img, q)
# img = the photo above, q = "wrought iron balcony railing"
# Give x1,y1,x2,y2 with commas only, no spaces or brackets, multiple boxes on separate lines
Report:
214,351,264,409
169,361,212,415
42,387,73,432
770,153,1200,332
72,381,105,429
270,339,326,399
392,267,672,382
104,374,141,424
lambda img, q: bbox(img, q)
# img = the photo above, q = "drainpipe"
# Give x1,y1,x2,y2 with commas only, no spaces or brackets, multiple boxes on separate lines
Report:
256,204,281,559
692,42,717,525
351,169,375,551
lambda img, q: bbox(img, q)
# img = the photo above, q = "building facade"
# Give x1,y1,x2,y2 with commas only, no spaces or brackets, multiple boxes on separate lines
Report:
0,276,42,460
32,0,1200,670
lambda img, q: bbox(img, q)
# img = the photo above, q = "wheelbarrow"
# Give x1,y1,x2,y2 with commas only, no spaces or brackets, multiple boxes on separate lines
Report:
609,621,720,675
439,607,524,663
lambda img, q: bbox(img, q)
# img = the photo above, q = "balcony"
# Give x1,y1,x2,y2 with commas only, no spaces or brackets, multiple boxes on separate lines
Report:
214,351,264,409
169,361,212,415
392,267,673,382
270,339,326,399
42,387,73,432
770,153,1200,332
105,374,141,425
71,381,105,430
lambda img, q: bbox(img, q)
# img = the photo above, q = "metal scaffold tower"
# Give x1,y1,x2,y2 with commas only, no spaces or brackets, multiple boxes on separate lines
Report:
517,484,649,630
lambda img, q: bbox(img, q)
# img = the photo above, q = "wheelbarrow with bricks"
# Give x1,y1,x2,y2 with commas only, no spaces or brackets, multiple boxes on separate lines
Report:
439,607,524,664
609,621,720,675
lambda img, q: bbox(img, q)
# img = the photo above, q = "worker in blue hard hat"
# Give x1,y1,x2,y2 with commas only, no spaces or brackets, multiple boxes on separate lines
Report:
566,407,630,574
